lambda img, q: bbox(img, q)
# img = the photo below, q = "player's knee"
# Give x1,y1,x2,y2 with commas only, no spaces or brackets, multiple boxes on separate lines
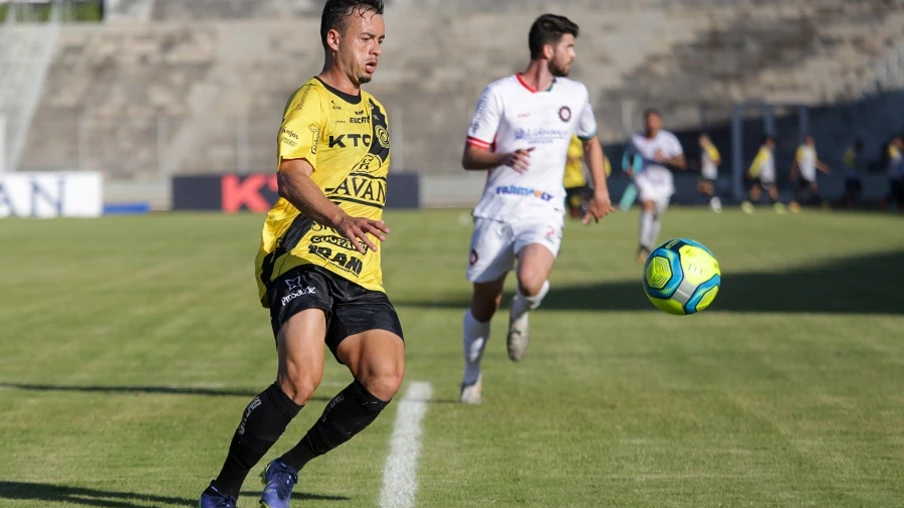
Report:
642,200,656,212
360,370,403,402
517,272,545,297
277,371,322,405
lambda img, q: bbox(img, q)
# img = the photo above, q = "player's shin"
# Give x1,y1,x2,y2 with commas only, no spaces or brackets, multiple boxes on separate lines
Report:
640,209,655,250
463,309,491,386
213,383,303,497
650,217,662,249
279,380,389,471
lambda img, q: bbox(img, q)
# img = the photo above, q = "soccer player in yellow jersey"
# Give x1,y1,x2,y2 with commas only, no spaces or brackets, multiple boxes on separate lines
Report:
564,134,611,219
696,134,722,212
199,2,402,507
789,135,830,212
742,135,784,214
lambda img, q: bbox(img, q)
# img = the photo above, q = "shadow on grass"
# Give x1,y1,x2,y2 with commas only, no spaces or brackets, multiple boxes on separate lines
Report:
396,250,904,315
0,383,331,403
0,482,349,507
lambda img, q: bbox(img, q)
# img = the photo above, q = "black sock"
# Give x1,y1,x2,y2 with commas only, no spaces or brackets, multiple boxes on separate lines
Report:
280,380,389,471
212,383,303,498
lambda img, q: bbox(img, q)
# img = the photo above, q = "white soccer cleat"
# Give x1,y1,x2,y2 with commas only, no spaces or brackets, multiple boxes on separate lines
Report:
710,197,722,213
459,376,482,405
506,306,530,362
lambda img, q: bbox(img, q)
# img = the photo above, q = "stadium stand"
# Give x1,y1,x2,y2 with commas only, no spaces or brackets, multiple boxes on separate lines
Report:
6,0,904,198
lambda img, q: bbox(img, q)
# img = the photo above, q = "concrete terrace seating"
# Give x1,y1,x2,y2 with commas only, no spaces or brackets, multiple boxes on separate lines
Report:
16,0,904,180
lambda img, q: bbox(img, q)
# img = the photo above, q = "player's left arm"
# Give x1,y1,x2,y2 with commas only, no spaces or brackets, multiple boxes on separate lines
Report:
575,88,615,223
816,156,831,174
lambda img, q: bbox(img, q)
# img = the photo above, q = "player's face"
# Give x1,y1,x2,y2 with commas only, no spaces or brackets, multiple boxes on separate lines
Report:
699,135,710,146
645,113,662,132
337,9,385,85
806,136,815,146
548,34,576,77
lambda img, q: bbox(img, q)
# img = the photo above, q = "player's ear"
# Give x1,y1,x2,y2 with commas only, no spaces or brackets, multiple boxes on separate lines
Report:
326,28,341,53
542,43,555,60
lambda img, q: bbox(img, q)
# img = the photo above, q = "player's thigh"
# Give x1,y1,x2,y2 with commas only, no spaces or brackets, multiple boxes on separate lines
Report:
466,217,515,284
513,218,561,288
276,309,328,402
267,266,336,402
331,292,405,400
336,329,405,400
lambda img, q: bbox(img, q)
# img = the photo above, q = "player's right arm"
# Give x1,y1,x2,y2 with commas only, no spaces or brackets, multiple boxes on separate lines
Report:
277,87,388,254
462,84,534,173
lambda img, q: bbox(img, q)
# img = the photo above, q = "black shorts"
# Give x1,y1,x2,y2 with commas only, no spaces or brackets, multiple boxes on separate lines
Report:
845,178,862,193
798,178,815,189
267,265,404,361
750,177,775,190
564,185,593,212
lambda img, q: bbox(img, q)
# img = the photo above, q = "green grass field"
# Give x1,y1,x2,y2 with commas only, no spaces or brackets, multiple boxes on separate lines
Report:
1,208,903,507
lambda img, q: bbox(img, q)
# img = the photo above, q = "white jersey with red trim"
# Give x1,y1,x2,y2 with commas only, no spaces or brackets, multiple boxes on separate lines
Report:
466,74,598,221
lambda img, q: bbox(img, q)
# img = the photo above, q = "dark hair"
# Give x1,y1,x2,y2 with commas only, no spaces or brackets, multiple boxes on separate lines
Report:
321,0,384,49
528,14,579,60
644,108,662,119
763,135,775,144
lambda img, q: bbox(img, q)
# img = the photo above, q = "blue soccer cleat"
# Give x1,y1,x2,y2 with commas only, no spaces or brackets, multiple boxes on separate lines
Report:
259,459,298,508
199,482,237,508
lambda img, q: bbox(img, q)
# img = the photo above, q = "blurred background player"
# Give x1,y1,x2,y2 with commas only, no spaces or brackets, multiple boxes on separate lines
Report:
696,134,722,213
789,135,830,212
842,139,864,208
882,136,904,210
199,2,403,508
459,14,614,404
742,135,784,214
564,134,611,220
623,109,686,264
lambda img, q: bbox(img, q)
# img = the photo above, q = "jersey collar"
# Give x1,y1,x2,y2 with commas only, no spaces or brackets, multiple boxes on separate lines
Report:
515,73,555,93
315,76,362,105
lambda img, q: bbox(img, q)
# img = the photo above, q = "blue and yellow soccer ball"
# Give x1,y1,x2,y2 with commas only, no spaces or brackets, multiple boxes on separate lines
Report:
642,238,721,315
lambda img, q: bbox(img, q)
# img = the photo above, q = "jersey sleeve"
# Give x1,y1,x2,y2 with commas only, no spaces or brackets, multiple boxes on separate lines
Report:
576,87,598,140
749,148,768,176
278,86,325,168
705,145,721,163
795,147,805,163
668,133,684,157
466,85,503,150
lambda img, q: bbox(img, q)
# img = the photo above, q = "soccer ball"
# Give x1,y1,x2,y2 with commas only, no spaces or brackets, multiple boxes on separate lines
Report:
642,238,721,315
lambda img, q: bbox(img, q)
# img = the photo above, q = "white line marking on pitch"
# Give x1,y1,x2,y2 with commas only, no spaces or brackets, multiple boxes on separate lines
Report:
379,381,433,508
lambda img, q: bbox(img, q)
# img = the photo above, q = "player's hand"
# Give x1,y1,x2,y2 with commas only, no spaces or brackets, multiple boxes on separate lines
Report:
335,214,390,254
502,147,535,174
582,192,615,224
654,149,667,162
624,169,635,178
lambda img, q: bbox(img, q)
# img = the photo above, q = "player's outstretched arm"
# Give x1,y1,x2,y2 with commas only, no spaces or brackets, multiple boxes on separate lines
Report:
278,158,389,254
462,144,534,173
582,136,615,224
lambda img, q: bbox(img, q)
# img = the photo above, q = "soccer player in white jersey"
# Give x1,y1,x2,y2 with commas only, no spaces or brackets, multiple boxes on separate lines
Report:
458,14,614,404
623,109,686,264
789,135,830,212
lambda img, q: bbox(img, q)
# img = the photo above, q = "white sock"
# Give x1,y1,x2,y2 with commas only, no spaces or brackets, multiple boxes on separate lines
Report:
462,309,490,386
511,280,550,322
640,210,655,250
651,217,662,248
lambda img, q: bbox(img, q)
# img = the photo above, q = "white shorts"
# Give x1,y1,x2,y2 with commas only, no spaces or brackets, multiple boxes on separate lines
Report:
466,216,563,283
634,177,672,215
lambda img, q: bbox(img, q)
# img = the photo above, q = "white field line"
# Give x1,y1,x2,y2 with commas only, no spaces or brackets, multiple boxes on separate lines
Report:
378,381,433,508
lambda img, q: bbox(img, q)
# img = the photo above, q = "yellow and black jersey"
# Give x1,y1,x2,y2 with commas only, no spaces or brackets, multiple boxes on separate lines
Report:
563,135,610,189
254,77,391,307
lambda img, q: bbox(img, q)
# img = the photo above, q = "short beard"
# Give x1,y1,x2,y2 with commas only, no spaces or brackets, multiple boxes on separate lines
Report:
358,74,372,84
549,61,569,78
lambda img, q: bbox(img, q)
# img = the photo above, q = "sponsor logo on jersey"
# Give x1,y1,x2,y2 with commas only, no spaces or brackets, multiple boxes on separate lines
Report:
558,106,572,122
325,173,387,208
350,116,370,124
309,124,320,154
329,134,372,148
495,185,554,201
514,127,571,144
311,234,370,253
308,245,364,276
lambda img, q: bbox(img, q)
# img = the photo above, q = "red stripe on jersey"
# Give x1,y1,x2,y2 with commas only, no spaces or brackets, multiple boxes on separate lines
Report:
516,73,537,93
467,136,492,149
